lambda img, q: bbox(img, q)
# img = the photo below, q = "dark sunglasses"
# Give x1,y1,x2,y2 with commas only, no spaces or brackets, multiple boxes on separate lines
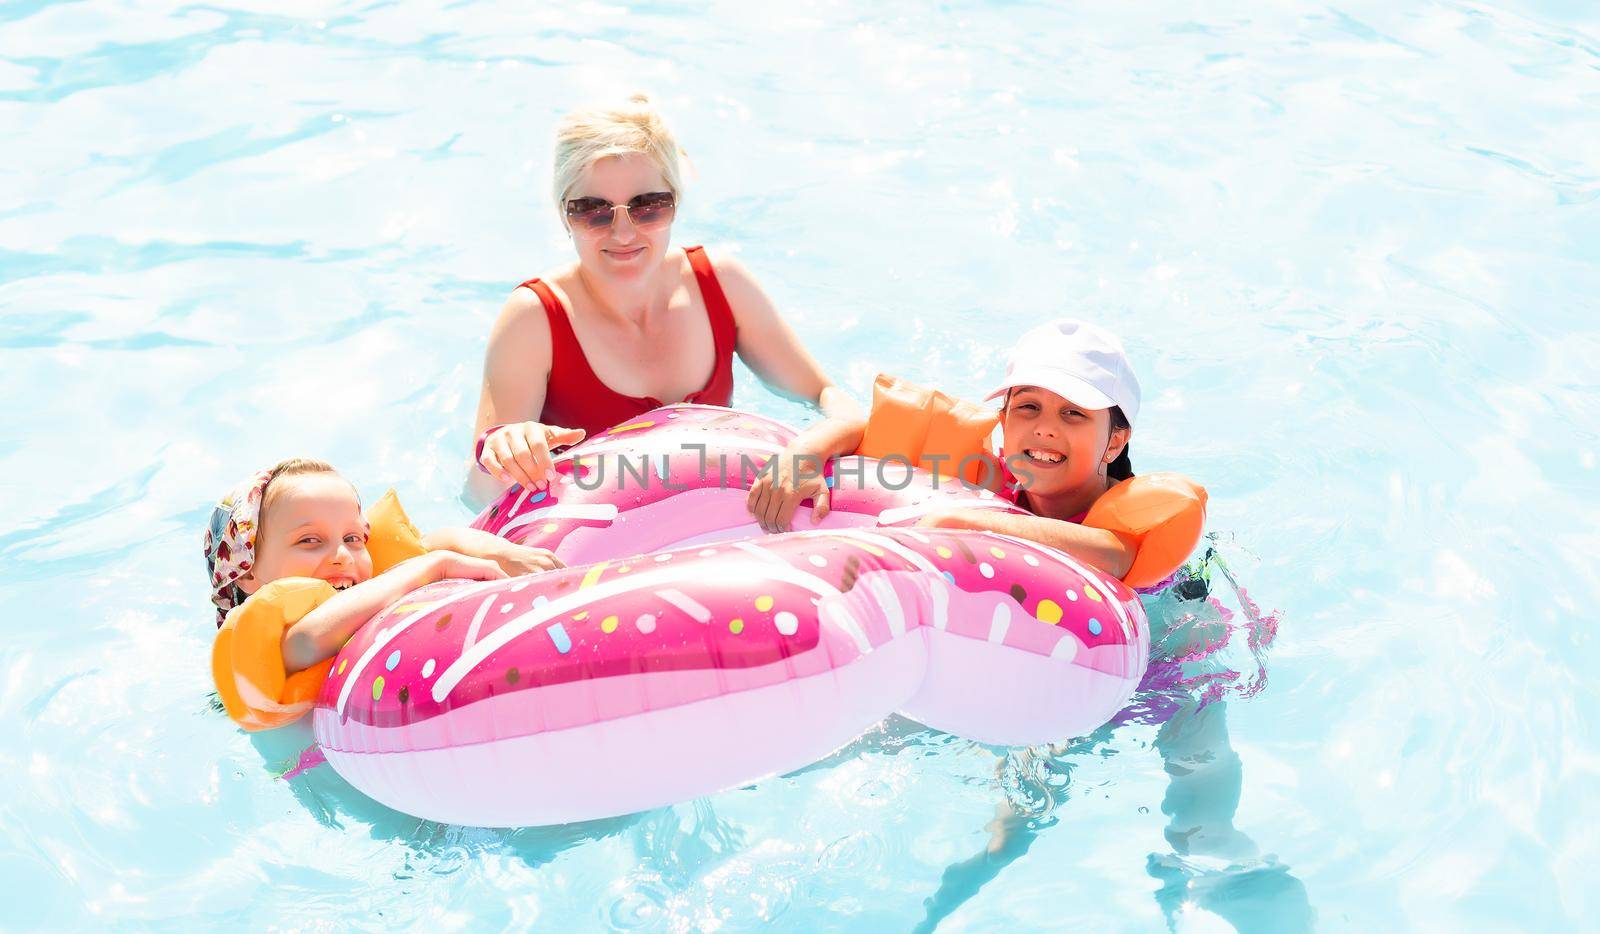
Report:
565,191,677,236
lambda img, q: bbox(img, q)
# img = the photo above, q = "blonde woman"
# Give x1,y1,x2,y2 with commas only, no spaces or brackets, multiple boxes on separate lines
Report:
466,94,856,507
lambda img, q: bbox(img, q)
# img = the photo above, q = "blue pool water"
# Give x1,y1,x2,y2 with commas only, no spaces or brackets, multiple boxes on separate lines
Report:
3,1,1597,929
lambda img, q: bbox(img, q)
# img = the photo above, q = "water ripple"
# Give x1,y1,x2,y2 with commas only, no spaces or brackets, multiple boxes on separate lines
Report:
3,0,1597,928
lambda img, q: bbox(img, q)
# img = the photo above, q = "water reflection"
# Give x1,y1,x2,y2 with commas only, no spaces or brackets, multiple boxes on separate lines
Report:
914,699,1312,932
1144,702,1313,932
247,723,640,873
916,552,1312,931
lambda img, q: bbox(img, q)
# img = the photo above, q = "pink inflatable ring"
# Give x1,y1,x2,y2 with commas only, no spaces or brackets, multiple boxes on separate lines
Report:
309,406,1149,826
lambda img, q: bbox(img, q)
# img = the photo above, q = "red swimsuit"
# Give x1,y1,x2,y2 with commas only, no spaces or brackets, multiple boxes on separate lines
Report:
518,245,738,437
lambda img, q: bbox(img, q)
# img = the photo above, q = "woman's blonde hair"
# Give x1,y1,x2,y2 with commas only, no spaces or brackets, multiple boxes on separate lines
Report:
551,93,685,217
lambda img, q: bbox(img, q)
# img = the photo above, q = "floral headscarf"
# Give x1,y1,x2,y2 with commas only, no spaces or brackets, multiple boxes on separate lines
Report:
203,467,275,625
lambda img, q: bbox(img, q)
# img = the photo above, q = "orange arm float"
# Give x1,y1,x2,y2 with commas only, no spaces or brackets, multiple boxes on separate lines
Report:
364,488,428,575
211,579,337,732
211,489,429,731
1083,473,1209,589
856,374,1000,487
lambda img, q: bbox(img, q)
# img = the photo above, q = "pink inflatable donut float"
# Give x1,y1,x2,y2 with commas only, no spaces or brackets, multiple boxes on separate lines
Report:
310,405,1149,826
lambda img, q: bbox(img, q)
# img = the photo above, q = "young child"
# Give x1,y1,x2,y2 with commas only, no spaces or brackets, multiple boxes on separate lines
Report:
747,319,1205,588
206,459,564,729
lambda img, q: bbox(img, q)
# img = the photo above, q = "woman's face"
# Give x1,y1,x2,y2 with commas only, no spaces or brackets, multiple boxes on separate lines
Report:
1002,386,1129,500
238,472,372,595
565,152,674,282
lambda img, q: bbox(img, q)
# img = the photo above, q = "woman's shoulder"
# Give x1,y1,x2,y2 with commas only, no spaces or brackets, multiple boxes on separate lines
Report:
683,244,756,284
680,245,768,324
504,259,590,326
517,260,583,303
488,276,560,356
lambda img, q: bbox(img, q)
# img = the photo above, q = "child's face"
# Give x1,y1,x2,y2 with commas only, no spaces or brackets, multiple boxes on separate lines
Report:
1002,386,1127,500
237,472,373,595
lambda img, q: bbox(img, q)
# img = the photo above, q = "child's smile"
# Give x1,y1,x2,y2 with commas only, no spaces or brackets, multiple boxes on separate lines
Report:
1001,384,1129,518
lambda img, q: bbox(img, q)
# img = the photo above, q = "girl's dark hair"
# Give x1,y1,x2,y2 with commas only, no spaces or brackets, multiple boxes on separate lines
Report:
1108,407,1134,481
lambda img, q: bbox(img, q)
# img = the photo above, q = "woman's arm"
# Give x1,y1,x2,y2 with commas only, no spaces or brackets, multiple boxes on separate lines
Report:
711,252,862,421
422,526,565,576
815,384,861,422
710,251,868,531
786,412,868,466
464,289,556,508
917,509,1138,580
282,552,507,673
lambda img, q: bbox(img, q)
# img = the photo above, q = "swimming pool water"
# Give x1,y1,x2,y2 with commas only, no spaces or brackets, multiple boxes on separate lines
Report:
2,1,1597,929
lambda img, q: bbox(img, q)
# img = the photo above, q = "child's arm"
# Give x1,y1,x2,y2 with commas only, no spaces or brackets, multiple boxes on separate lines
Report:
282,552,506,672
917,509,1137,580
422,526,565,576
747,414,868,532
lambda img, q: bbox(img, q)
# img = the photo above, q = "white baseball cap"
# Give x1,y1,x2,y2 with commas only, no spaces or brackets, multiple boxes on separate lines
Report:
985,318,1141,427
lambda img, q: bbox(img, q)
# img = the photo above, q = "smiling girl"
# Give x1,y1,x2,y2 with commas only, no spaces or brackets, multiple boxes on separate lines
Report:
928,319,1144,577
748,319,1206,588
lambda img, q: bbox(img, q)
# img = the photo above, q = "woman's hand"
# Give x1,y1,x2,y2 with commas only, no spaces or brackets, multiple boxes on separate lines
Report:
747,443,832,534
478,421,587,491
745,413,868,534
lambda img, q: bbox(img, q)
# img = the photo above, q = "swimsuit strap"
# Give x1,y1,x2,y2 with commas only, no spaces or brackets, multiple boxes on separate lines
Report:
684,245,738,363
520,278,574,348
520,277,603,392
518,278,632,432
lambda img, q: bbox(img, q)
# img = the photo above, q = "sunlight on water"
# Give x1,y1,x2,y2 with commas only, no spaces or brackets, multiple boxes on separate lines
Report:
1,1,1597,928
